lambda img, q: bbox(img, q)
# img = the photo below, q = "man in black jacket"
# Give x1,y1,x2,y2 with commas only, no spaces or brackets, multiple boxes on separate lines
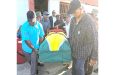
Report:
68,0,98,75
49,10,56,28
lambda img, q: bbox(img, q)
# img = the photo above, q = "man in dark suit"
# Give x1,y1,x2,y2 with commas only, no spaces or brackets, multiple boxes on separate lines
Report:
49,10,56,28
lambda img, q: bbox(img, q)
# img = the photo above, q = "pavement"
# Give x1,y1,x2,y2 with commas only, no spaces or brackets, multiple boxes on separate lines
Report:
17,62,98,75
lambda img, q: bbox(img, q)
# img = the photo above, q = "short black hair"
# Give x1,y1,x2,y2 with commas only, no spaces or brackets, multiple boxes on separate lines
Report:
54,20,65,28
27,11,35,21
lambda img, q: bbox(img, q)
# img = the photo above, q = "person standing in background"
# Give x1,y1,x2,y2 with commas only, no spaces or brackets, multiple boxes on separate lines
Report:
54,14,65,29
64,15,71,39
36,11,42,23
35,11,46,66
41,11,51,35
49,10,56,28
90,9,98,31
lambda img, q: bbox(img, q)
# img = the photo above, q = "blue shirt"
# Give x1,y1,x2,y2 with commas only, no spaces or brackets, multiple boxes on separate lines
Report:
41,18,51,33
21,21,45,53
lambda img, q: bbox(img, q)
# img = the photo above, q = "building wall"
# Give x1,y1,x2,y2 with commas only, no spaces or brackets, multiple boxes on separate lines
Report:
60,0,98,7
60,0,98,15
60,0,72,3
48,0,60,16
16,0,29,29
80,0,98,6
82,3,98,13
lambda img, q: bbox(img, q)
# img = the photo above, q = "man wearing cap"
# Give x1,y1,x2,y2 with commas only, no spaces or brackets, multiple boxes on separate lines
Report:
41,11,51,35
21,10,45,75
68,0,98,75
36,11,46,66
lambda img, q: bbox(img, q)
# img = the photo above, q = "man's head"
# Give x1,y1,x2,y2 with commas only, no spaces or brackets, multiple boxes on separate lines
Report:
52,10,56,17
56,15,60,20
43,11,49,20
73,7,83,18
27,10,36,26
65,15,71,23
68,0,83,18
36,11,42,21
91,9,98,17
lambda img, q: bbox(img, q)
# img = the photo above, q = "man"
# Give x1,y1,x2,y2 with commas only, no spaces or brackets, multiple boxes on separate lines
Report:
21,10,45,75
90,9,98,30
36,11,42,23
64,15,71,39
41,11,51,35
49,10,56,28
36,11,45,66
68,0,98,75
54,14,65,29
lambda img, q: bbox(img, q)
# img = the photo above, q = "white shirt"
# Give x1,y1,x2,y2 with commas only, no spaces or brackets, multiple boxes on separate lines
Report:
64,22,70,38
52,16,56,27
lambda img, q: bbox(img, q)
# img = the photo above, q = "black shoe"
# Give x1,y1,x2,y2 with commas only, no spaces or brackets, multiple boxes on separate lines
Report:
37,62,44,66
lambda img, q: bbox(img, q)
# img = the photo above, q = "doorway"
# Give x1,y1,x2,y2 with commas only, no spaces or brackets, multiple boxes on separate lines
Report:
34,0,48,13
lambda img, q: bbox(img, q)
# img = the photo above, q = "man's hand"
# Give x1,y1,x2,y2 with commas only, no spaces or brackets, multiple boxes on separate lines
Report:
89,59,97,66
32,48,38,53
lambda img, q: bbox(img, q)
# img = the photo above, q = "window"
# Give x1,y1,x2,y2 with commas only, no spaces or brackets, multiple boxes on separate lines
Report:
60,2,69,18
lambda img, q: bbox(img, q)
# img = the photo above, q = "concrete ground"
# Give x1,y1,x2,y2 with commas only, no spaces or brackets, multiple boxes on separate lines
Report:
17,62,98,75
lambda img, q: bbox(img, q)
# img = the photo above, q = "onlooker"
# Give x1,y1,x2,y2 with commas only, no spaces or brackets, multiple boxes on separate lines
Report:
41,11,51,35
36,11,46,66
36,11,42,23
90,9,98,30
49,10,56,28
64,15,71,39
21,10,45,75
60,14,65,23
68,0,98,75
54,15,65,29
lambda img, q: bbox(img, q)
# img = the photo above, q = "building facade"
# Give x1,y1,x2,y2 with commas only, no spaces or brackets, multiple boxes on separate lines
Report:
17,0,98,29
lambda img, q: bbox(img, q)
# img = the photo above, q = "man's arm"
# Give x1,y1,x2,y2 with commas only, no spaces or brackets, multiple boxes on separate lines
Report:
86,18,98,65
25,40,37,52
39,23,45,43
90,22,98,60
39,38,44,44
25,40,34,50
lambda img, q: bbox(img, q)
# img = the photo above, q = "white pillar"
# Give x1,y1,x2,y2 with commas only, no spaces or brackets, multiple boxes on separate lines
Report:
48,0,60,16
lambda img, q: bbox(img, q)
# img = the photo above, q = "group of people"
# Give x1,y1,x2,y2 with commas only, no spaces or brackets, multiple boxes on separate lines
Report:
35,10,71,38
18,10,71,75
18,0,98,75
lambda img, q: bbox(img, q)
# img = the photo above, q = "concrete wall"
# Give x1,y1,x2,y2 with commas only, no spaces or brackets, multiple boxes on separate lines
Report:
60,0,72,3
48,0,60,16
16,0,29,29
82,3,98,13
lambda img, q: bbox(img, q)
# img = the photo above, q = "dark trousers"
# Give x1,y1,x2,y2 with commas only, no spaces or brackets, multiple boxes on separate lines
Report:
23,51,38,75
72,57,86,75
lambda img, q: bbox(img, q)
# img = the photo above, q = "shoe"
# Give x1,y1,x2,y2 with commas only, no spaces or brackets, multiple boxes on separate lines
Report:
37,62,44,66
